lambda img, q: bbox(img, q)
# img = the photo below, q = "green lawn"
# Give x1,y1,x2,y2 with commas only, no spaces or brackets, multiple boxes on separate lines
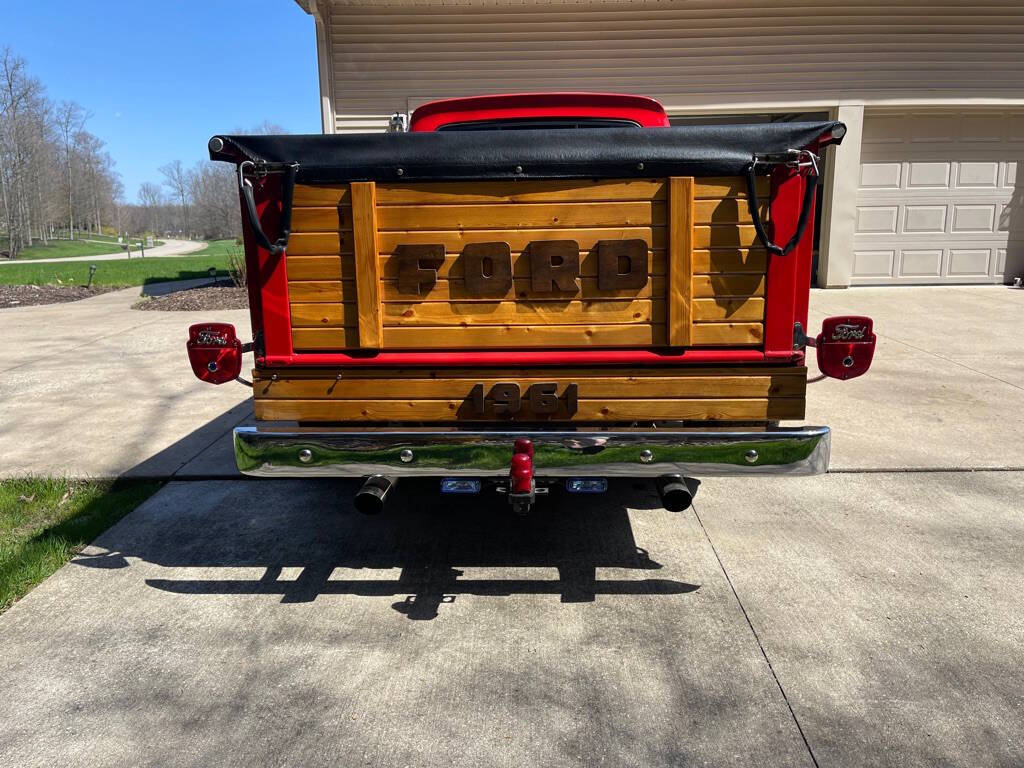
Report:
2,235,170,260
188,238,242,259
0,253,237,287
0,478,161,613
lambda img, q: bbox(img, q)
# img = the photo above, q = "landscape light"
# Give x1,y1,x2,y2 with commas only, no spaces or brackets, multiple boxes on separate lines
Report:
87,264,97,289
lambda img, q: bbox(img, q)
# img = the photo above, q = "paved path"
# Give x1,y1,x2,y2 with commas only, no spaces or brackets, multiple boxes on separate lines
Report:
0,237,206,265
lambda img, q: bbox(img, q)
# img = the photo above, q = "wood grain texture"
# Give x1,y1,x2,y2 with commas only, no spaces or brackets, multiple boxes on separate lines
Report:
382,298,661,326
667,176,694,347
289,177,767,207
288,225,757,255
253,367,805,399
349,182,383,348
291,199,757,233
252,365,806,423
255,397,804,423
285,249,765,281
284,176,769,353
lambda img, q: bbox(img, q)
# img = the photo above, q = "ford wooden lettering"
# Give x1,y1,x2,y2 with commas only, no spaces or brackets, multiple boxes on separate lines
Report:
194,93,875,515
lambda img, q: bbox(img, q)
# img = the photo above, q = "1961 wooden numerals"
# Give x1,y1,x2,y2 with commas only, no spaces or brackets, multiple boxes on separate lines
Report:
468,382,578,416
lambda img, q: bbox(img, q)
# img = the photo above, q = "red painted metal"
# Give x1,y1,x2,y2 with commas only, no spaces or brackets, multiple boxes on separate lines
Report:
513,438,534,458
186,323,243,384
816,316,876,380
258,348,772,368
762,165,816,361
240,174,293,358
510,452,534,495
409,92,670,132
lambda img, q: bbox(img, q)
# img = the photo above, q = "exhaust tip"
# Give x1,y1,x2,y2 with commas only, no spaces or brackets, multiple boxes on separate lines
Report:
657,475,700,512
354,475,394,515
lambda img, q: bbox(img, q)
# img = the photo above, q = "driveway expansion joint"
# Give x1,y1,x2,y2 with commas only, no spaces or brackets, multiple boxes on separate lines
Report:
693,502,821,768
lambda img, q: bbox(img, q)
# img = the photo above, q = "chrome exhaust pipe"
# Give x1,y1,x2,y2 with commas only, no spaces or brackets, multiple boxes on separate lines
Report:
354,475,395,515
656,475,701,512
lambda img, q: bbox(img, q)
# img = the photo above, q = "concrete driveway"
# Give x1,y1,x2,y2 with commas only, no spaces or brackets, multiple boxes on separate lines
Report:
1,284,1023,767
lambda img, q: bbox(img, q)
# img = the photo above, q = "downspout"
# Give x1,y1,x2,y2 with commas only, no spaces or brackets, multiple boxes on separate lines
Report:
308,0,336,135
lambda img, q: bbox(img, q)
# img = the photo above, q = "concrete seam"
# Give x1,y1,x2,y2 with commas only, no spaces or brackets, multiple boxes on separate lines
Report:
169,407,253,478
876,335,1024,393
692,503,821,768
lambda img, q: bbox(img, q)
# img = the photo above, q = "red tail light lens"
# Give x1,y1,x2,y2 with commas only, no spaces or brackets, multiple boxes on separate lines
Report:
816,316,876,380
187,323,243,384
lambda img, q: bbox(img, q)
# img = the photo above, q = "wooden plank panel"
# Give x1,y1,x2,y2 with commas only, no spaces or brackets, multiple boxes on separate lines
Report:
377,227,665,254
374,201,664,231
293,324,664,350
291,177,767,207
377,277,666,303
288,248,762,281
690,322,764,346
254,397,804,423
694,176,768,199
693,225,758,249
382,299,661,326
379,249,664,281
288,249,764,282
693,248,768,274
254,369,807,400
288,232,353,256
287,255,356,280
692,297,765,322
287,280,356,303
293,184,350,206
289,200,753,232
667,176,694,347
378,179,667,204
349,181,383,348
692,274,766,298
290,302,360,328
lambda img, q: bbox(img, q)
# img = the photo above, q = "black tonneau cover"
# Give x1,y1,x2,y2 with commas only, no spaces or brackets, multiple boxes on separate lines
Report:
209,122,845,183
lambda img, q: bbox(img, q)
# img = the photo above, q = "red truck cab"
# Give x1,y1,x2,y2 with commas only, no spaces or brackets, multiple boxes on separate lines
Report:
193,93,875,514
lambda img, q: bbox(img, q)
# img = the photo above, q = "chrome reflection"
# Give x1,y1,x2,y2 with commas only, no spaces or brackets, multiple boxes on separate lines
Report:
234,426,830,478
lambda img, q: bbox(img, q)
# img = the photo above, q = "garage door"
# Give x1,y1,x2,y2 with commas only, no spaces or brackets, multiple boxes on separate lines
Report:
853,110,1023,284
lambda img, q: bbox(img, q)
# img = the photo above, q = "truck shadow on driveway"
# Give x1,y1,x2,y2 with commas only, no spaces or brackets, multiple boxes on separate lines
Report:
77,477,698,620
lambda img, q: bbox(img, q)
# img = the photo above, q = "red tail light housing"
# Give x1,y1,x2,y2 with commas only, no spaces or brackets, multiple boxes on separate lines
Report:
187,323,243,384
816,316,876,380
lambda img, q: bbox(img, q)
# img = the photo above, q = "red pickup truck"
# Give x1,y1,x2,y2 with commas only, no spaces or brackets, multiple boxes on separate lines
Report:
191,93,875,514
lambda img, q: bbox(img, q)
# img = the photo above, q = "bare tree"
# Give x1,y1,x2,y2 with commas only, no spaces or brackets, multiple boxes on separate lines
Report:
137,181,164,236
159,159,191,237
54,100,87,239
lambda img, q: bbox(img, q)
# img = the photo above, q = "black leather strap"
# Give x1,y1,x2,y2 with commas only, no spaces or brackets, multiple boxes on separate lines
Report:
746,160,817,257
240,163,297,256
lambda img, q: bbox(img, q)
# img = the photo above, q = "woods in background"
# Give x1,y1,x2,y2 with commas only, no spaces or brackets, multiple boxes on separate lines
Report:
0,48,121,257
0,47,263,258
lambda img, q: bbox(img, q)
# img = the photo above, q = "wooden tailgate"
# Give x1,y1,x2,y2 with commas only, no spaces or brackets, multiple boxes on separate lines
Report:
284,176,768,351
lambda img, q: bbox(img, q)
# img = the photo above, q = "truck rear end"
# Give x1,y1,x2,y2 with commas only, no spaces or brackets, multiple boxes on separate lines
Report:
192,94,874,514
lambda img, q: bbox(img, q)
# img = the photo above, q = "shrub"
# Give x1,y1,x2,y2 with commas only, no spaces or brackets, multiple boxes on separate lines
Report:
227,248,247,288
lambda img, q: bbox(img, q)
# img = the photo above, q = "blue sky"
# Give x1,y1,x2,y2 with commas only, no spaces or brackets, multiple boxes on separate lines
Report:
2,0,321,202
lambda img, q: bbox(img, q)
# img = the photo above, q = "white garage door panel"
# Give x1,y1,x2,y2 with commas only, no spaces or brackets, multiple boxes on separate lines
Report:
853,110,1023,284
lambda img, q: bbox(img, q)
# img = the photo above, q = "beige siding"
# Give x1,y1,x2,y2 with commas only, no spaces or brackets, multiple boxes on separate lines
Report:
321,0,1024,132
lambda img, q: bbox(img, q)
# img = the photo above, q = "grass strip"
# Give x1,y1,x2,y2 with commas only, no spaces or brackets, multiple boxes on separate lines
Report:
0,478,162,613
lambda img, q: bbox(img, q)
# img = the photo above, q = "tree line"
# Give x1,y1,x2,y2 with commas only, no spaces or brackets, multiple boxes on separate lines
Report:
0,47,270,258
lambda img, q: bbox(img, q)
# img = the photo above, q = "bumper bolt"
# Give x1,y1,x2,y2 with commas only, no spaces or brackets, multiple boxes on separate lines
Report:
744,449,759,464
399,449,414,463
639,449,653,464
298,449,313,463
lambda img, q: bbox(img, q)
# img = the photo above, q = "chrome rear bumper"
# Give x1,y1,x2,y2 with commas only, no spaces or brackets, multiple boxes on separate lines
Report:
234,426,830,478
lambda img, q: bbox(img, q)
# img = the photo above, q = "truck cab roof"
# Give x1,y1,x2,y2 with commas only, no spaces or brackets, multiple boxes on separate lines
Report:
408,92,670,132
